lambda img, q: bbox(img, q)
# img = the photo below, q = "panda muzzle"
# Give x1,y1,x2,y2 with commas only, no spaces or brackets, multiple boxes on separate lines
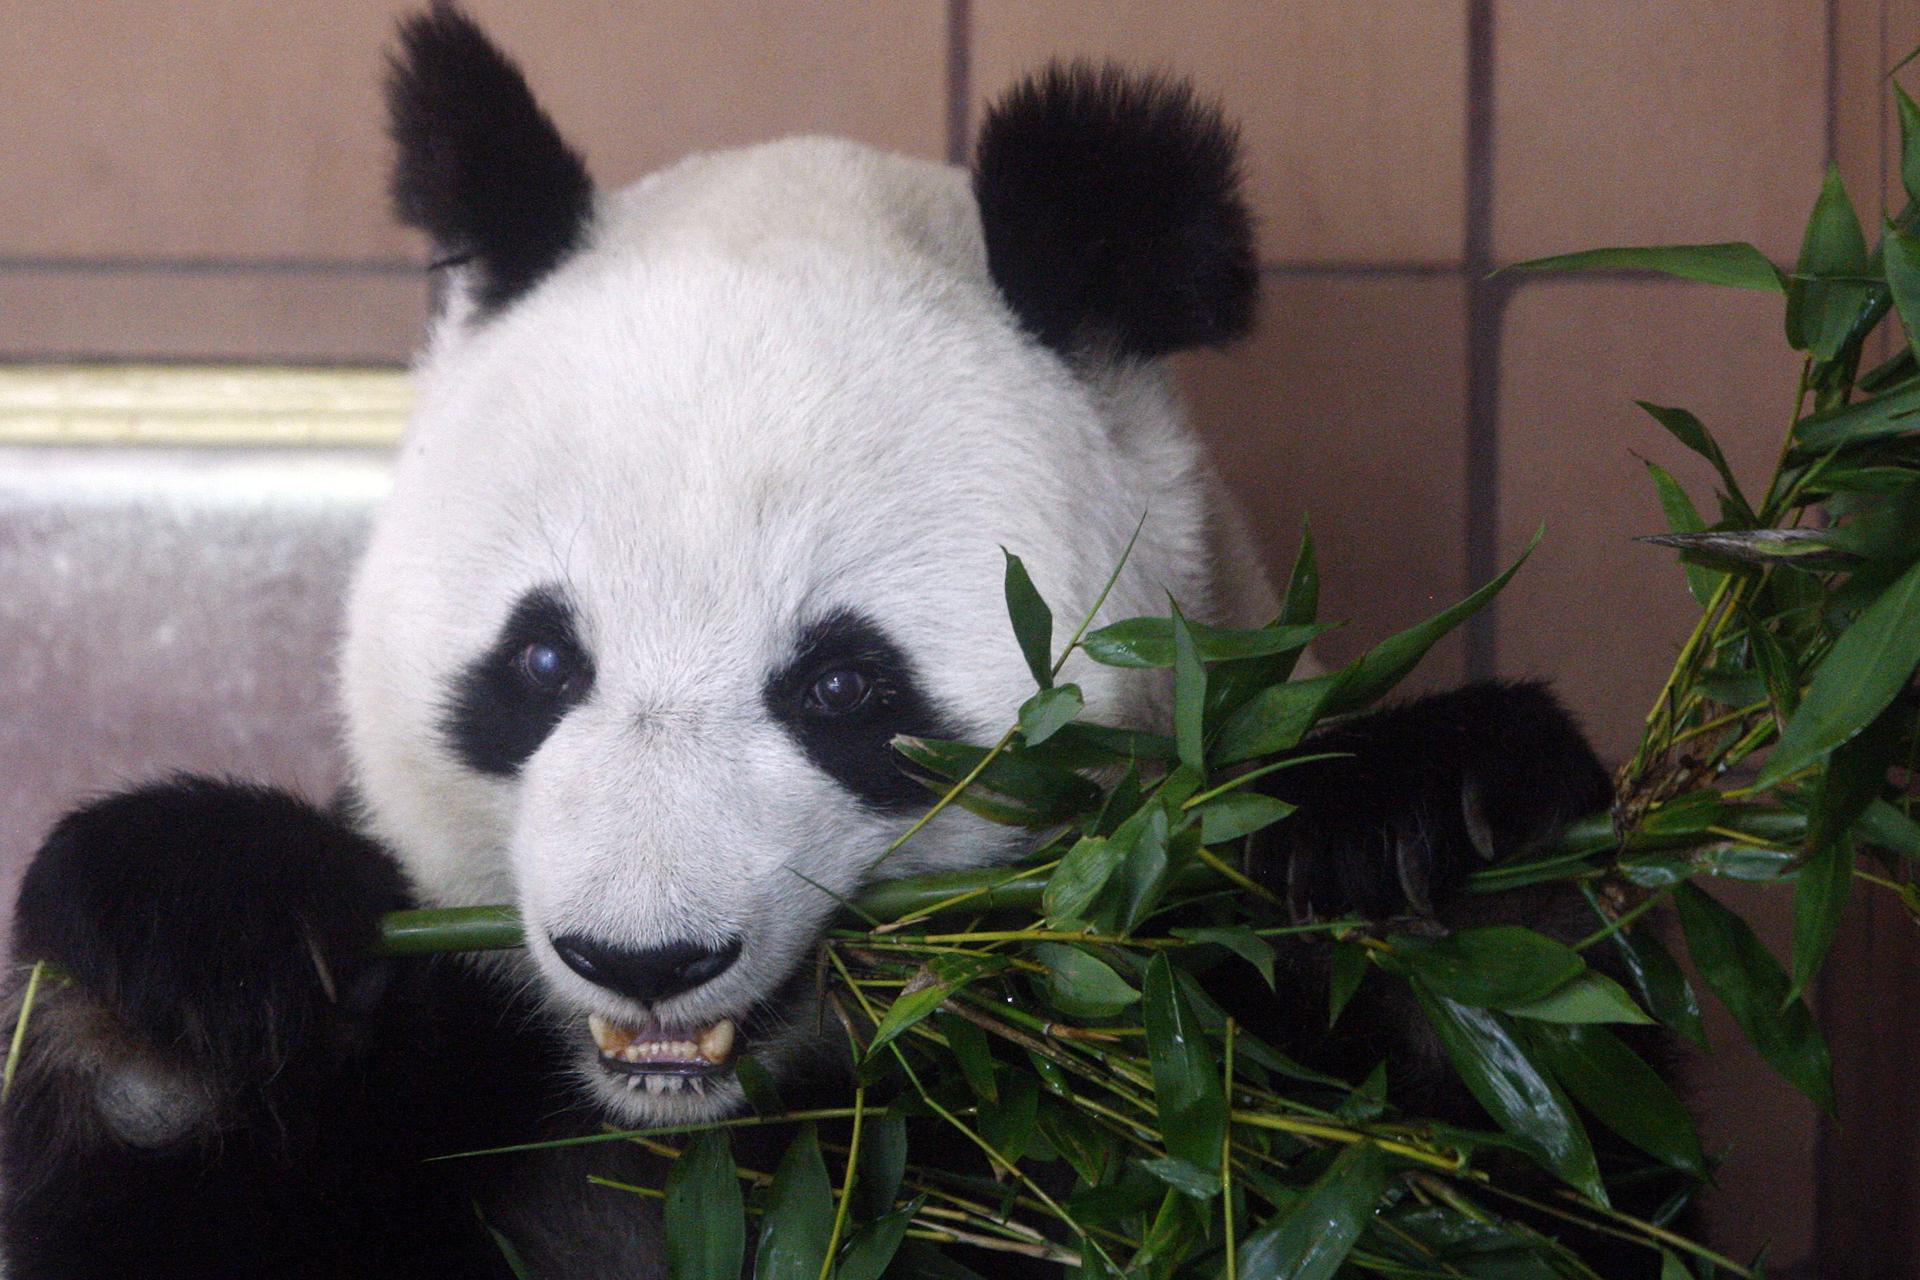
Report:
588,1014,738,1075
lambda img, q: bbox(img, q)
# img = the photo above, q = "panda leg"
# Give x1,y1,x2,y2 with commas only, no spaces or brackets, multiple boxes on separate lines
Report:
0,778,516,1280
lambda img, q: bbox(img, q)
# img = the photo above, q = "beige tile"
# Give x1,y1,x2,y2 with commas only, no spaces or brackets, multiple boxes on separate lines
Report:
1177,275,1471,688
0,2,947,263
0,269,426,363
1493,280,1797,758
972,2,1469,266
1493,2,1828,264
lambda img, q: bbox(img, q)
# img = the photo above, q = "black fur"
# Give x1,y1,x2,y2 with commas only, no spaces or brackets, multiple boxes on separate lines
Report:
441,586,595,776
1252,682,1614,922
973,62,1260,360
387,2,595,313
762,611,966,812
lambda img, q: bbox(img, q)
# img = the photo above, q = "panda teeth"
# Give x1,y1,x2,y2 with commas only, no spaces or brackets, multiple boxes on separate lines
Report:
589,1015,739,1066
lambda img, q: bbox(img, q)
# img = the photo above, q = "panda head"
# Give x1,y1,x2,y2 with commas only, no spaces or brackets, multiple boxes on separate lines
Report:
341,3,1267,1124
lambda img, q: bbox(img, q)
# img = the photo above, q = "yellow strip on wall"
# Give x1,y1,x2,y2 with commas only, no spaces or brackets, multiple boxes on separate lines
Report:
0,365,412,447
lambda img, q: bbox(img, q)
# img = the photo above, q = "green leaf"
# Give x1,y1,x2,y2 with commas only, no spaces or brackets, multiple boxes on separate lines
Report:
1195,791,1295,844
1038,1106,1113,1186
1044,834,1127,924
1412,988,1607,1202
1503,971,1654,1025
1234,1142,1387,1280
1638,529,1858,574
894,735,1102,825
1501,243,1786,292
1523,1024,1706,1176
1646,461,1719,606
1328,526,1541,714
1662,1252,1694,1280
1756,553,1920,788
665,1130,745,1280
1281,518,1320,630
1170,924,1276,990
1017,683,1083,746
1136,1155,1222,1199
1211,672,1345,766
753,1126,834,1280
1142,954,1227,1175
854,1110,908,1220
1900,82,1920,205
1859,797,1920,859
1590,890,1707,1047
1789,701,1903,1001
977,1070,1039,1166
1079,617,1328,669
1792,378,1920,452
1397,926,1587,1009
1885,222,1920,362
1002,549,1054,689
935,1012,998,1106
863,955,1005,1062
1033,943,1142,1020
734,1055,786,1115
1785,166,1873,360
1171,602,1206,774
835,1198,923,1280
1637,401,1752,519
1674,883,1835,1111
1112,806,1180,934
1328,938,1368,1027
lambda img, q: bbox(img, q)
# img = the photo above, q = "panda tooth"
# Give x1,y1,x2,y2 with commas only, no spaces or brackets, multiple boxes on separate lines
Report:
698,1018,737,1063
589,1015,636,1057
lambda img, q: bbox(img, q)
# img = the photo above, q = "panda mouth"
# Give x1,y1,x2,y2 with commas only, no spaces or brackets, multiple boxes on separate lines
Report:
588,1014,739,1080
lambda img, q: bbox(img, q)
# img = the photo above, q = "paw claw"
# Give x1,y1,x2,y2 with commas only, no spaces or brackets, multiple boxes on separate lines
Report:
1460,778,1498,862
1394,829,1434,916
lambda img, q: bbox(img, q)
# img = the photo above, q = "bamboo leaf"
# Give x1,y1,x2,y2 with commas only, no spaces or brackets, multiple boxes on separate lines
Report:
1017,683,1083,746
835,1198,923,1280
1170,924,1277,990
1171,602,1206,775
1234,1142,1388,1280
1079,617,1328,668
1645,461,1720,605
1792,378,1920,452
1900,82,1920,204
1002,549,1054,689
863,955,1006,1062
1195,791,1295,844
1143,954,1227,1177
1412,988,1607,1203
1674,883,1834,1111
1137,1155,1223,1199
1590,891,1707,1048
1033,943,1142,1020
1636,401,1752,518
1329,938,1368,1027
854,1110,908,1220
894,735,1103,825
1756,553,1920,788
1785,166,1873,360
1523,1024,1706,1176
1503,971,1655,1025
1397,927,1587,1009
1636,528,1858,573
1501,243,1786,292
1211,672,1345,766
752,1126,834,1280
1044,833,1128,925
665,1130,745,1280
1885,221,1920,360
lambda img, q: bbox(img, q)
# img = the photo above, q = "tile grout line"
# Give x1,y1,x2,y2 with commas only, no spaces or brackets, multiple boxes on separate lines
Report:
1462,0,1501,682
0,256,422,278
945,0,972,167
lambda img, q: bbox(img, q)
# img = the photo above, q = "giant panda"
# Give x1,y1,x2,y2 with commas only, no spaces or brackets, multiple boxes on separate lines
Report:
0,7,1616,1278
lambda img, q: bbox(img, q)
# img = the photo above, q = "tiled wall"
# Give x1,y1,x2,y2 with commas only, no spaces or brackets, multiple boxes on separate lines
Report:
10,1,1920,1270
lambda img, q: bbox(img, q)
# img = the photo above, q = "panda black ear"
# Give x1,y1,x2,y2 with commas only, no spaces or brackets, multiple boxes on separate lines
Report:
973,63,1259,360
386,2,595,314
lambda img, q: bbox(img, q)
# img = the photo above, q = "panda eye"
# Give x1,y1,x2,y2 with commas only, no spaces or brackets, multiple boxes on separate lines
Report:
514,640,579,696
805,668,873,716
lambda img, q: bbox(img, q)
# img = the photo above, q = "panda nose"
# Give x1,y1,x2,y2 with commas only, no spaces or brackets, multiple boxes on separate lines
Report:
549,933,744,1004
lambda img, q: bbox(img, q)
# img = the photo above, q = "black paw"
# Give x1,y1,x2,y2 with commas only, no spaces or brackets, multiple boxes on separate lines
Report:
13,777,412,1092
1248,683,1610,921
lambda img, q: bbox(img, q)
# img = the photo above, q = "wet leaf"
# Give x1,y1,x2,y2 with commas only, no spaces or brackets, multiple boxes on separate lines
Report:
665,1129,745,1280
1002,549,1054,689
835,1197,923,1280
1590,890,1707,1047
1501,243,1786,292
1503,971,1655,1025
1412,988,1606,1203
753,1126,834,1280
1136,1155,1222,1199
1524,1024,1706,1176
1143,954,1227,1175
1675,883,1834,1111
1234,1142,1388,1280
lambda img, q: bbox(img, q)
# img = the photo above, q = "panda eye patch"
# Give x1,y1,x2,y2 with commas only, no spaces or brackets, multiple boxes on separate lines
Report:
766,611,964,812
442,587,595,777
804,668,873,716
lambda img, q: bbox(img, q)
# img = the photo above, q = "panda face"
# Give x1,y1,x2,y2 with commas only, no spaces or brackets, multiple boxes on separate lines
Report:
346,11,1266,1125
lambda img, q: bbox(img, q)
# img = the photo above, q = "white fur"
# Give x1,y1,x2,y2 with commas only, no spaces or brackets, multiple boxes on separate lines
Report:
340,137,1275,1122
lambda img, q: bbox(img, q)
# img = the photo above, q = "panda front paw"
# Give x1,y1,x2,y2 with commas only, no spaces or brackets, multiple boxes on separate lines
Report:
1247,683,1611,923
11,778,412,1123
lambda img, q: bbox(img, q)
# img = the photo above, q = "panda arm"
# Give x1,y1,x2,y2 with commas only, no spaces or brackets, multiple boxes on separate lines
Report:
1248,681,1612,923
0,778,520,1280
